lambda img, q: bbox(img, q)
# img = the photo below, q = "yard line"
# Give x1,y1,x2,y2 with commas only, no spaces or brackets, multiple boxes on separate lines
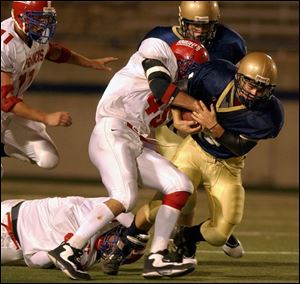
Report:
198,250,299,255
236,231,298,237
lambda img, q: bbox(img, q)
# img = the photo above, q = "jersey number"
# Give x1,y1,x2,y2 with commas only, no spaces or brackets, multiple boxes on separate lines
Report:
145,95,170,128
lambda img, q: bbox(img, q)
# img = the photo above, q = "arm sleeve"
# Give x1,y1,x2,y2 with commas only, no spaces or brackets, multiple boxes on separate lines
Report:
142,58,180,103
216,131,257,156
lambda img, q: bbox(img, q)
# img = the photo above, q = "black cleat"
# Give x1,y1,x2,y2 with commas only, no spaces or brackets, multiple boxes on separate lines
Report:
48,243,91,280
173,226,197,261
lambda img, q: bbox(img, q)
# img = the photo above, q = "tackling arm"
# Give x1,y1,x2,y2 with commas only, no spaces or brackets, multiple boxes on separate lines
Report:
142,58,200,111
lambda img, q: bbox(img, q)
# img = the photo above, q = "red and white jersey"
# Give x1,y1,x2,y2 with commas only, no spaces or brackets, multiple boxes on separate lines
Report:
1,196,133,269
95,37,178,136
1,17,49,99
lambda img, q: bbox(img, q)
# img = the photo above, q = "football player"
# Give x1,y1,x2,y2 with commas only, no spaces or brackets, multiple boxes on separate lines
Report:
1,1,118,178
47,39,209,280
139,0,247,257
1,197,148,270
128,51,284,267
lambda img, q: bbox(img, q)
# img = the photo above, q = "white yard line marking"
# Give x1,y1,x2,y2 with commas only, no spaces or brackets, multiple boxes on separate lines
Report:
236,231,298,236
198,250,298,255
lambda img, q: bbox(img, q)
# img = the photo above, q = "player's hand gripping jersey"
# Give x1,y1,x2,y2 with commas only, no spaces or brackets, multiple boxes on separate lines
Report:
187,59,284,158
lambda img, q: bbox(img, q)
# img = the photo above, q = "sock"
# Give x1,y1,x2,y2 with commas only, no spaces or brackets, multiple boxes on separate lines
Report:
118,217,148,256
150,204,180,253
68,203,114,249
126,217,148,237
185,223,205,243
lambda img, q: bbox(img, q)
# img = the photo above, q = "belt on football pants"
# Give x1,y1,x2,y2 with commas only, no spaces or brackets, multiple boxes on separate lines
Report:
11,201,24,246
126,122,147,142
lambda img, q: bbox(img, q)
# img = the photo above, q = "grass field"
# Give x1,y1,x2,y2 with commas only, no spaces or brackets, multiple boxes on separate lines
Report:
1,178,299,283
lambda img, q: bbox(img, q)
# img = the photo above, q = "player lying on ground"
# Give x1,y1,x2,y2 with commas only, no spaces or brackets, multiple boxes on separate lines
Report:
1,197,148,270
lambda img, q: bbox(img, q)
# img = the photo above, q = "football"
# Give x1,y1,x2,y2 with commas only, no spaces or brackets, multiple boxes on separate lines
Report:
181,110,194,121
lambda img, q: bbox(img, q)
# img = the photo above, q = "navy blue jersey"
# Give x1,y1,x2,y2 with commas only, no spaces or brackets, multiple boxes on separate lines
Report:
188,60,284,158
140,24,246,64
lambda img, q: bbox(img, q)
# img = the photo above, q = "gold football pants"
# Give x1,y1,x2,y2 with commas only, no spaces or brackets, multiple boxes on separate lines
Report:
146,134,245,246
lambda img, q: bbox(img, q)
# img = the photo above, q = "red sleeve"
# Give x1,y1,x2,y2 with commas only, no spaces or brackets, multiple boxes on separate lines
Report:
45,42,71,63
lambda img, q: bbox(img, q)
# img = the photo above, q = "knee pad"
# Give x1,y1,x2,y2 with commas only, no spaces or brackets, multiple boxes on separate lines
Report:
36,151,59,169
162,191,190,210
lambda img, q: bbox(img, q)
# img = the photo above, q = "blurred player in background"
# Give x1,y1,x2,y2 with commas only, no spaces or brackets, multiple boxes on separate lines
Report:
47,39,208,280
1,197,148,272
127,51,284,267
139,0,247,255
1,1,118,178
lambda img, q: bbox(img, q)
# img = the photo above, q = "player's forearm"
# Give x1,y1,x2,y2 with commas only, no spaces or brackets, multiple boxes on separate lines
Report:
67,51,92,68
171,91,199,111
11,101,47,123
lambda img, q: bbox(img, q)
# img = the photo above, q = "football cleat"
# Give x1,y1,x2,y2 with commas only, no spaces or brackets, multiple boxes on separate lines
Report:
143,249,195,279
101,233,149,275
222,234,245,258
173,226,197,260
48,243,91,280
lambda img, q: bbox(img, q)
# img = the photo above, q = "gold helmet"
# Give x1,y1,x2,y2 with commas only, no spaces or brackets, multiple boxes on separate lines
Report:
235,52,277,109
178,1,220,46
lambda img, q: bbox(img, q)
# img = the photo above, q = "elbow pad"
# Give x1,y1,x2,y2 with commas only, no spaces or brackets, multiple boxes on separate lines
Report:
217,131,257,156
142,58,179,104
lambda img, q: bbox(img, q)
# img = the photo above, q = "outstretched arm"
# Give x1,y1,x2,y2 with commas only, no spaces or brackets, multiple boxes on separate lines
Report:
45,43,118,71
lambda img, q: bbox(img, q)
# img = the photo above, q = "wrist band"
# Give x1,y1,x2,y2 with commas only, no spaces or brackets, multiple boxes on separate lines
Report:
209,122,218,131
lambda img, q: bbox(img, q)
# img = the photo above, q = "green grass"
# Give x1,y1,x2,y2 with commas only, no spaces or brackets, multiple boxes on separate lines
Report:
1,179,299,283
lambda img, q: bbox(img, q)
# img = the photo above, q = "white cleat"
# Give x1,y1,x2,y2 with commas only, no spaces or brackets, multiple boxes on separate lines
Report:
222,235,245,258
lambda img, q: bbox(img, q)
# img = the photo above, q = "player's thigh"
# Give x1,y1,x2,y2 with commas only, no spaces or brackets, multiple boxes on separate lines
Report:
89,118,142,200
155,126,184,161
208,159,245,225
137,147,193,195
2,116,58,161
